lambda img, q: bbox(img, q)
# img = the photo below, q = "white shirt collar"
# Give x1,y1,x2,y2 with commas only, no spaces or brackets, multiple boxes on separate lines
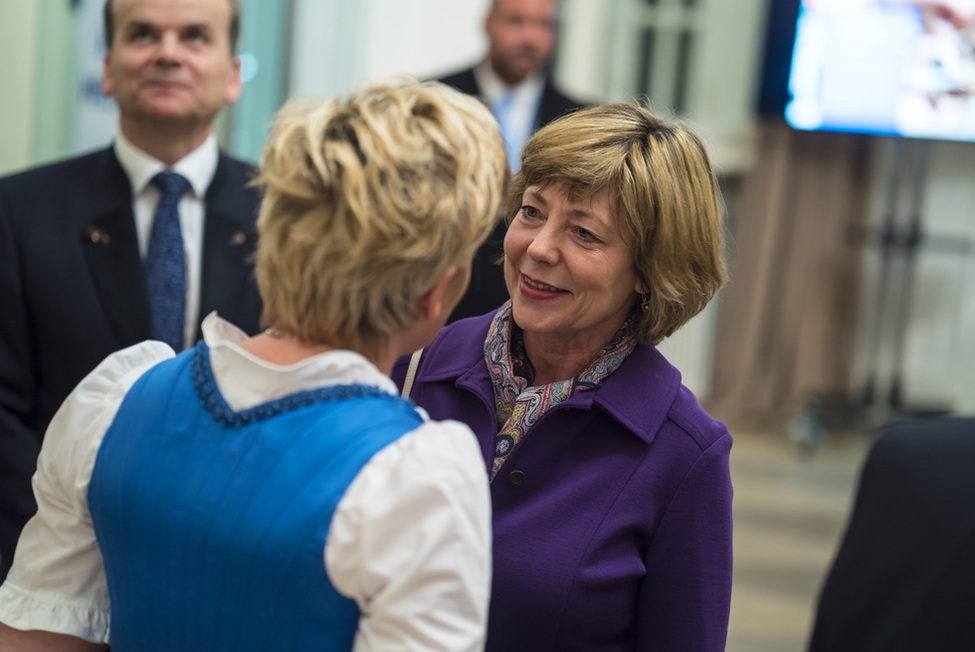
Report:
474,59,547,106
200,312,399,411
114,131,220,198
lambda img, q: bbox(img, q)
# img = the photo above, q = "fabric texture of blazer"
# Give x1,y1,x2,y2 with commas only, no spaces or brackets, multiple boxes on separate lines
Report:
436,66,586,322
0,146,263,580
809,416,975,652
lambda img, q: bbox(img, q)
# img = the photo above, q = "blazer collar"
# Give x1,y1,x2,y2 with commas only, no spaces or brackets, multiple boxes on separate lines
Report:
196,153,262,339
79,148,152,347
421,313,683,445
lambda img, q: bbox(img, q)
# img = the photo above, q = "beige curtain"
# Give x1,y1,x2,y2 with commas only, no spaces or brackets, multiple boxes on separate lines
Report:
706,120,873,428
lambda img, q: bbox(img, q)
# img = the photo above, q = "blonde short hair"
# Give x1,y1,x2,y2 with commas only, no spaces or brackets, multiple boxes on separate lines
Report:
254,79,508,355
509,103,727,344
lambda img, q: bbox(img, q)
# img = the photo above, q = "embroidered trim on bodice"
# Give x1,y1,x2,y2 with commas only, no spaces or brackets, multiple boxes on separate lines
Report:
191,342,413,429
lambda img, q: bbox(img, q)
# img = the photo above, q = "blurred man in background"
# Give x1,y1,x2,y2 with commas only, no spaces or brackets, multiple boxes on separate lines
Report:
438,0,585,321
0,0,263,583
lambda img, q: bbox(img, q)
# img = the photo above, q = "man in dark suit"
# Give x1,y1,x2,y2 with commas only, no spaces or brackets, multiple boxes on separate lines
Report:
808,416,975,652
437,0,585,321
0,0,262,583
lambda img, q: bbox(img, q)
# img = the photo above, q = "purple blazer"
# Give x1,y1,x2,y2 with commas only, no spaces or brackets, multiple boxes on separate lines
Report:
392,313,733,652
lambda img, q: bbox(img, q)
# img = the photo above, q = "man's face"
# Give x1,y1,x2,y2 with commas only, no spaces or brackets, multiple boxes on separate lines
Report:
485,0,559,85
101,0,241,133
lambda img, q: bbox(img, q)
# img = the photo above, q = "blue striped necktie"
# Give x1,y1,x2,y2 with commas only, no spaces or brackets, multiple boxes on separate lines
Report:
146,171,190,351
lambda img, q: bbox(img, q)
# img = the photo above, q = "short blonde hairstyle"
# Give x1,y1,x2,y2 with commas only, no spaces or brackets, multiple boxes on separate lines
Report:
254,79,508,355
509,103,727,344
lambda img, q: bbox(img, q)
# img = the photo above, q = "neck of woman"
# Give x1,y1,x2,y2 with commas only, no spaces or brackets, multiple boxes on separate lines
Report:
237,329,335,366
521,334,601,387
240,328,401,376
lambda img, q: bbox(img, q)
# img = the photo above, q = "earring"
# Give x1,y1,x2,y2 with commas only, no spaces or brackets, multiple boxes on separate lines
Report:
640,294,651,313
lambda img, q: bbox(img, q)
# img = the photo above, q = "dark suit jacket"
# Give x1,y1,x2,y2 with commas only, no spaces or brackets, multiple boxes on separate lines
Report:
0,146,263,579
437,66,585,322
808,417,975,652
438,66,584,135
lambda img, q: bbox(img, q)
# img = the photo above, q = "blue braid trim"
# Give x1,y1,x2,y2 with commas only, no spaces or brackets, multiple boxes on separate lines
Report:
191,341,416,429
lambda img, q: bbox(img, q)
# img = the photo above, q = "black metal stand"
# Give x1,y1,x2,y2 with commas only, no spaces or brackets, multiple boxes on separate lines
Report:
860,138,930,414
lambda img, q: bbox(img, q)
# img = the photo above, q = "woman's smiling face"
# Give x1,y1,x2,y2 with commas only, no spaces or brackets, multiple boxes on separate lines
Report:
503,184,644,353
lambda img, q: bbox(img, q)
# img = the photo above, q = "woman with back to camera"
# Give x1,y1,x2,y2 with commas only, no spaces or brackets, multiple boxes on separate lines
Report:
394,102,733,651
0,79,508,652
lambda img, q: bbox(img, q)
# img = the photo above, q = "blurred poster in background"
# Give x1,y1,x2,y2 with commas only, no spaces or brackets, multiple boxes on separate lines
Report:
73,0,118,154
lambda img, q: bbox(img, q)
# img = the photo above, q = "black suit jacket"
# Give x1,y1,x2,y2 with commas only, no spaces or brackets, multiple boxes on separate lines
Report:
0,146,263,579
808,417,975,652
436,66,585,322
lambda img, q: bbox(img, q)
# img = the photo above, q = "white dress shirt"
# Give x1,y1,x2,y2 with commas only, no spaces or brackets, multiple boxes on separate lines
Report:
0,314,492,651
114,133,218,350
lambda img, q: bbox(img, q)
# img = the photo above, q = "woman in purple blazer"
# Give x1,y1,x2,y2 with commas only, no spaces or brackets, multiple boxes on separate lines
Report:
393,103,733,651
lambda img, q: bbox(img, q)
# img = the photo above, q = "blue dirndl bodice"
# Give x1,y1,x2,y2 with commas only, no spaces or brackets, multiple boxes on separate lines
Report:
88,342,422,651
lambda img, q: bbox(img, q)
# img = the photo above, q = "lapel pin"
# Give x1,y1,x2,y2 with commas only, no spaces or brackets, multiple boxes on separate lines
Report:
230,231,249,246
84,226,111,246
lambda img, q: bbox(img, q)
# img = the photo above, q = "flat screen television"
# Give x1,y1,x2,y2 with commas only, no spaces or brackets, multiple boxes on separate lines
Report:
765,0,975,142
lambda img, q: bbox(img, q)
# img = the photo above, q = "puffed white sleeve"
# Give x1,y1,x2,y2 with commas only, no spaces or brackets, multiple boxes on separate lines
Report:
326,418,493,652
0,341,174,642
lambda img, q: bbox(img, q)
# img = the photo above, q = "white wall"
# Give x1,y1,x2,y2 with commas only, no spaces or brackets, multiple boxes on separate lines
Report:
0,1,39,175
689,0,769,174
554,0,610,101
290,0,489,100
594,0,769,173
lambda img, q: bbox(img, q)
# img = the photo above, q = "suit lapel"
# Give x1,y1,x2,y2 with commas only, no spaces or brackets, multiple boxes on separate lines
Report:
79,149,153,347
458,68,483,98
535,80,563,130
198,154,262,338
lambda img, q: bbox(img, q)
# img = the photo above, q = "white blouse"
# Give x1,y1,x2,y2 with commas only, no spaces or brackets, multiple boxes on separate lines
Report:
0,314,492,651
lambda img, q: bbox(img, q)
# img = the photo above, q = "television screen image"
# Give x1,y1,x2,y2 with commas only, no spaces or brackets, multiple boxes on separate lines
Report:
786,0,975,141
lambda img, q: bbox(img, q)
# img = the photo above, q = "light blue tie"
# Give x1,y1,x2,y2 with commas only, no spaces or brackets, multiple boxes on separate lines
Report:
493,90,521,173
146,171,190,351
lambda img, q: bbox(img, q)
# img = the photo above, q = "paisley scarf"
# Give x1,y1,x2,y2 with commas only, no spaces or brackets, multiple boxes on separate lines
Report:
483,301,637,480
